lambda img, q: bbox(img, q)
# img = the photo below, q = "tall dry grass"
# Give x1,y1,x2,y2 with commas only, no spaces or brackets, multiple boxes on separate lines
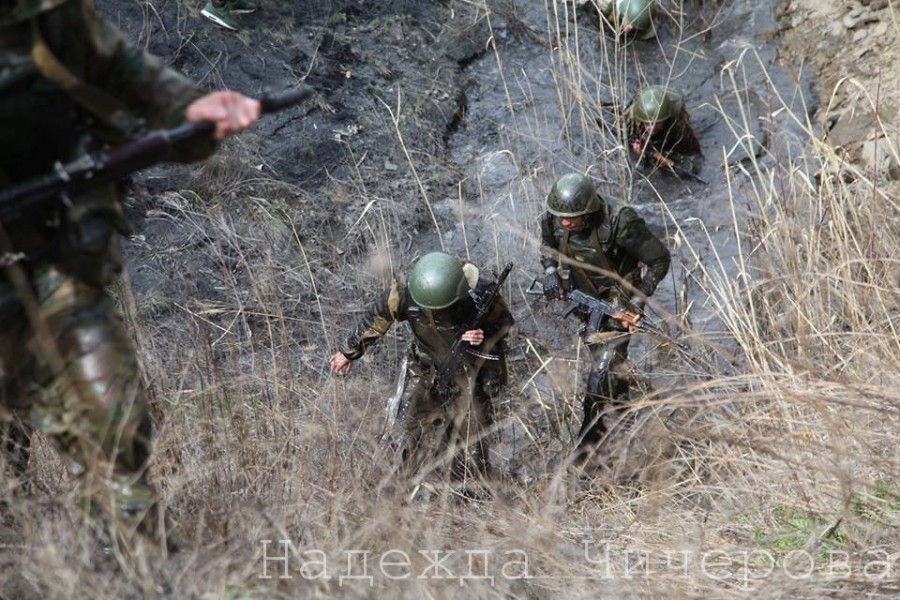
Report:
1,0,898,598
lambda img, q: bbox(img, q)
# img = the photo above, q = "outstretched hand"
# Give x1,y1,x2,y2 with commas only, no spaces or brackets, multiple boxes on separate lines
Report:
186,91,262,141
330,352,353,376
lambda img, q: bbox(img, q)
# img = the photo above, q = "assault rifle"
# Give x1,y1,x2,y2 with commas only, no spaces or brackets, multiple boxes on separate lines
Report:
629,133,708,185
432,261,514,392
0,85,315,221
526,279,688,350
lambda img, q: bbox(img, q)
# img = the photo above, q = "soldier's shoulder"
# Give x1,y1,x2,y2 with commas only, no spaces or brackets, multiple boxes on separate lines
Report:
610,204,652,241
462,262,480,290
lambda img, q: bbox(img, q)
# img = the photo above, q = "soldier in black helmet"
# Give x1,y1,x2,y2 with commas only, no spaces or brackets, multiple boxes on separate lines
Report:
539,173,670,463
330,252,514,481
0,0,260,544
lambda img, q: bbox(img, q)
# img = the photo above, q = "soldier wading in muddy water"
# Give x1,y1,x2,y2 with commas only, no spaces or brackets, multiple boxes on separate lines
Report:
625,85,703,177
539,173,670,465
330,252,514,483
0,0,260,545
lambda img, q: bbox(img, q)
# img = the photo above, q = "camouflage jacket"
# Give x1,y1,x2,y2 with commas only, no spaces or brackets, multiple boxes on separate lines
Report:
540,198,670,301
0,0,216,283
625,105,701,160
343,263,514,367
0,0,214,216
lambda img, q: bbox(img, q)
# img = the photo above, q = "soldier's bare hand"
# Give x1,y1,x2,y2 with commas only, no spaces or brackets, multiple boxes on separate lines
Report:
330,352,353,376
631,139,644,155
614,310,642,333
461,329,485,346
186,91,262,141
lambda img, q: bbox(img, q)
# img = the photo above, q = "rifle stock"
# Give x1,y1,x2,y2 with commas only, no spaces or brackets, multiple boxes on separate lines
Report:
0,85,316,221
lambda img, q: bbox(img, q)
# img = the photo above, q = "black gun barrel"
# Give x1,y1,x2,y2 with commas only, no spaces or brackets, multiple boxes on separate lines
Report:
0,86,316,221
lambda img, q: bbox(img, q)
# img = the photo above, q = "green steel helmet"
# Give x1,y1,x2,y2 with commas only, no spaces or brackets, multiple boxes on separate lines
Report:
617,0,654,31
1,0,69,24
407,252,470,310
631,85,684,124
546,173,603,218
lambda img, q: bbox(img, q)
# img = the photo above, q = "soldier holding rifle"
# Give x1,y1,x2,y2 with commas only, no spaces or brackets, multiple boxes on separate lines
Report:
0,0,284,545
539,173,670,464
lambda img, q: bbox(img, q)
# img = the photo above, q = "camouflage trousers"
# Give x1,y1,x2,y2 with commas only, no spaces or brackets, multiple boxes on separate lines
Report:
576,326,632,455
391,357,505,482
0,263,157,536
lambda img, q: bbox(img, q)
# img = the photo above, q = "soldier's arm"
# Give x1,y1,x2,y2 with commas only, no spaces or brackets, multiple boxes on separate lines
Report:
342,279,405,360
79,0,216,160
669,111,701,156
613,207,670,300
539,212,560,272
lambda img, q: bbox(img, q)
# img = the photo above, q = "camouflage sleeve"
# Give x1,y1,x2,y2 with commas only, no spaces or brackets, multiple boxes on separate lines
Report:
80,0,215,161
342,278,406,360
669,110,701,156
539,211,560,272
613,207,670,297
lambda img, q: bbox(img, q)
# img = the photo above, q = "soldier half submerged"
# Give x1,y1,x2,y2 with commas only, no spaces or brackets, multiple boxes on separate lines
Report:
625,85,703,178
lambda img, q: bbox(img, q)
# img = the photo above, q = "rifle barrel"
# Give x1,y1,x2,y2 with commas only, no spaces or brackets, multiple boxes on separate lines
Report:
0,86,316,221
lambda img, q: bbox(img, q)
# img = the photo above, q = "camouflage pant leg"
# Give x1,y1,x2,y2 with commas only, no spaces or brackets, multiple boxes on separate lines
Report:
401,366,499,482
576,332,631,452
0,265,156,527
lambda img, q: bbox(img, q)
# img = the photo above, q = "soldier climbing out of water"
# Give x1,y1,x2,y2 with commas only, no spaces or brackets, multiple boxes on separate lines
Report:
577,0,656,39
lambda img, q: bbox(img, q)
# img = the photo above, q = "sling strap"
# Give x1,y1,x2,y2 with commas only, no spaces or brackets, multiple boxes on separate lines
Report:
30,17,143,137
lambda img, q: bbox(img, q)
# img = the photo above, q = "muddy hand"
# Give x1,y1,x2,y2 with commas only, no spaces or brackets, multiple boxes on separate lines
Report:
330,352,353,376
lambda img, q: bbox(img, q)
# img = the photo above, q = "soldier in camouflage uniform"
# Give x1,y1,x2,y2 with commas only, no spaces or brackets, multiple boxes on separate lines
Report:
0,0,260,541
625,85,703,175
330,252,514,481
540,173,669,462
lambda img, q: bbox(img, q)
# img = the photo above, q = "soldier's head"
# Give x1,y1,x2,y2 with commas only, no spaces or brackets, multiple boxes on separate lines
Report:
408,252,470,310
547,173,602,232
617,0,654,34
631,85,683,133
1,0,68,23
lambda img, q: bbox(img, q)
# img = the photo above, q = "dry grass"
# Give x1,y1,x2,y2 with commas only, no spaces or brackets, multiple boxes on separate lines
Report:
1,0,898,598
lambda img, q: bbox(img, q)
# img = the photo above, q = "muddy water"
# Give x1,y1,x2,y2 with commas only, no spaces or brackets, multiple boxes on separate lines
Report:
444,0,814,343
437,0,814,463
